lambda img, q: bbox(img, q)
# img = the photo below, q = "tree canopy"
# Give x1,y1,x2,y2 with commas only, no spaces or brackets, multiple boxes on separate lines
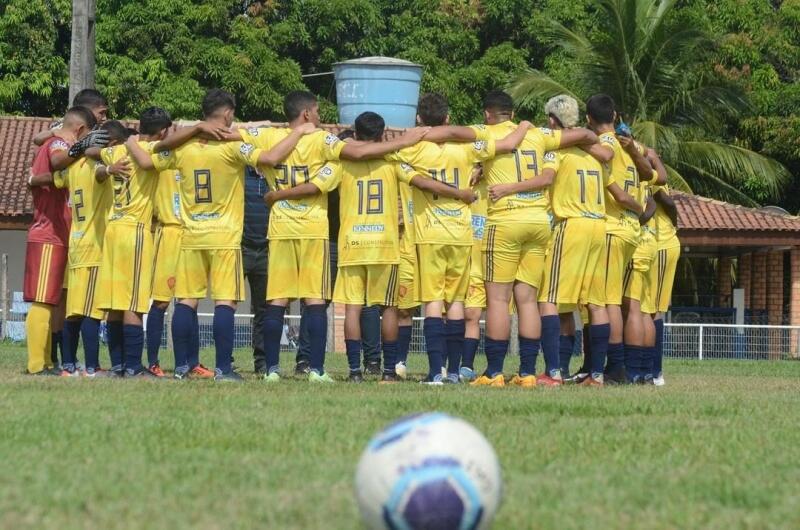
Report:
0,0,797,207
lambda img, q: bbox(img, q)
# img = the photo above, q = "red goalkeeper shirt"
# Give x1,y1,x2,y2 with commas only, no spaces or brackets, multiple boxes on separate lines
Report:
27,136,72,246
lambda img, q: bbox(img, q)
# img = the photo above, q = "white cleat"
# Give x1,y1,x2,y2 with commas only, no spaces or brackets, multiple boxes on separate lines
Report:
653,375,666,387
395,361,407,380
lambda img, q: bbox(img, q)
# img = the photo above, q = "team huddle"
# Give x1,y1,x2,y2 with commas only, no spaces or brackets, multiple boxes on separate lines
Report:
23,86,680,386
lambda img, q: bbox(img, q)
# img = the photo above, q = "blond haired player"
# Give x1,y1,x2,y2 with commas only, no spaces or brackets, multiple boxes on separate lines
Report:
488,95,613,386
468,91,600,387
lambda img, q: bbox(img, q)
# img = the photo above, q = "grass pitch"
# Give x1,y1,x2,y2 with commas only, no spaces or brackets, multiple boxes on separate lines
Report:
1,342,800,530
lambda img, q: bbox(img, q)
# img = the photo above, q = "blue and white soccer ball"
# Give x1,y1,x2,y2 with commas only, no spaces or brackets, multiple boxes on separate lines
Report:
355,412,502,530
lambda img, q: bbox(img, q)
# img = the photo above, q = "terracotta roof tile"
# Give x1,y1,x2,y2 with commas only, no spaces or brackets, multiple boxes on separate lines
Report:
0,117,54,217
673,191,800,232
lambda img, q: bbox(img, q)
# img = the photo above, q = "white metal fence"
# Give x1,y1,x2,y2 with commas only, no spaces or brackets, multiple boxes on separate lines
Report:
2,310,799,361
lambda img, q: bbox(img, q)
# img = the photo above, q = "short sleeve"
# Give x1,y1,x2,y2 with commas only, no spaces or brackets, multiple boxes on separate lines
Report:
469,124,490,141
395,162,415,184
99,146,116,166
319,132,345,161
227,141,263,167
466,138,496,163
151,147,176,172
599,133,616,150
602,163,612,187
542,151,559,173
384,144,420,164
240,126,276,150
52,169,68,189
48,138,70,155
540,127,563,151
311,163,342,193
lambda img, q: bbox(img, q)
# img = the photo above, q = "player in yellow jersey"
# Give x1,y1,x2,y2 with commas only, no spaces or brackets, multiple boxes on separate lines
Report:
237,91,429,383
460,165,488,382
487,95,613,386
265,112,474,383
52,117,115,376
584,94,653,384
130,89,315,381
647,149,679,386
381,93,532,384
466,91,600,387
395,173,418,379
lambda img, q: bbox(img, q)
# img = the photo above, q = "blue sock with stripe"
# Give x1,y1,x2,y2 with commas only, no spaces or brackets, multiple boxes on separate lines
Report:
484,338,508,377
462,338,479,370
123,324,145,374
213,305,235,374
305,304,328,375
445,319,465,376
107,320,124,371
541,315,561,378
518,336,540,377
423,317,445,380
146,304,165,366
654,319,664,377
62,319,81,370
346,339,362,373
81,317,100,369
171,303,194,373
263,304,285,373
398,325,412,363
559,335,575,375
382,341,398,375
589,323,610,379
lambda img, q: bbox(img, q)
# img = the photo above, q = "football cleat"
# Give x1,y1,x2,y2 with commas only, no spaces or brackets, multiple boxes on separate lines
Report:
262,371,281,383
29,368,59,376
469,374,505,387
563,371,589,384
214,369,244,382
458,366,477,382
83,367,106,378
348,371,365,383
653,375,665,387
394,361,408,380
173,367,190,380
148,364,165,378
364,360,382,376
421,374,445,386
309,370,335,383
604,367,627,385
294,360,311,375
126,368,159,379
536,374,563,387
58,367,80,378
444,373,460,384
509,374,537,388
189,364,214,379
94,368,124,379
379,373,400,384
579,376,604,387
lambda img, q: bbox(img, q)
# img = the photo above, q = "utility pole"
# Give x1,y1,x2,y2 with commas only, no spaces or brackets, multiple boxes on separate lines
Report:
68,0,96,106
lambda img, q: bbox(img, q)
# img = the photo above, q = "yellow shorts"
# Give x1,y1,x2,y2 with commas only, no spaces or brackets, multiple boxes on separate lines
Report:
605,234,637,305
151,224,182,302
175,248,245,301
415,244,471,303
539,217,607,307
66,266,104,320
465,276,486,309
267,238,330,301
333,264,399,306
649,244,680,313
624,230,658,306
482,222,551,287
397,250,419,310
96,222,153,313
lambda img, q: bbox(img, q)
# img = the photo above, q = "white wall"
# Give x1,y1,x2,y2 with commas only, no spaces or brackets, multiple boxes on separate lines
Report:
0,230,27,299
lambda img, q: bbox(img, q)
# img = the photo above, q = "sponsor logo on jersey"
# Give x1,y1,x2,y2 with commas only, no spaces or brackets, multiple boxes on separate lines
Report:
353,224,386,233
240,143,255,156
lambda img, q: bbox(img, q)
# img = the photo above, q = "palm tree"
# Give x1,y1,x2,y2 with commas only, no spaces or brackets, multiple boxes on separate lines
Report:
508,0,788,206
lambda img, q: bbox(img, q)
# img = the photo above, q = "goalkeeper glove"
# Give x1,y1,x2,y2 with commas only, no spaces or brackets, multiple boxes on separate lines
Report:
68,129,110,158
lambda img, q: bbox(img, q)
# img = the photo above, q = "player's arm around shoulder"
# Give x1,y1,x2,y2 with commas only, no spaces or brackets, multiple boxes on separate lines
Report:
264,162,339,206
487,150,556,202
340,127,430,161
606,181,643,216
255,123,318,167
408,171,476,204
493,121,532,154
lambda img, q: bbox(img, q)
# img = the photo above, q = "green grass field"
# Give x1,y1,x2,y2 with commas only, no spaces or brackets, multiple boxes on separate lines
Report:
2,342,800,530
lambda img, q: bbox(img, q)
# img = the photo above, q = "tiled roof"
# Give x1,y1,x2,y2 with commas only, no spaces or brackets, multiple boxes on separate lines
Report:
673,191,800,232
0,117,54,217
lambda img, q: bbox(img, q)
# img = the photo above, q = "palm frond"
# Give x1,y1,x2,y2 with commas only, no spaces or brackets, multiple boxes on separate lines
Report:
654,82,751,130
678,141,789,200
631,120,679,160
677,162,761,207
506,69,580,112
662,163,693,193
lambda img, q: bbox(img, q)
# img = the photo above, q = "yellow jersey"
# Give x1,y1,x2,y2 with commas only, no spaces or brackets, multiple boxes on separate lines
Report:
313,160,414,266
652,184,680,249
542,147,609,220
241,127,345,240
601,132,641,242
153,168,183,227
385,138,495,246
53,158,112,267
151,139,263,249
399,180,415,255
470,122,561,225
100,142,159,226
471,178,488,244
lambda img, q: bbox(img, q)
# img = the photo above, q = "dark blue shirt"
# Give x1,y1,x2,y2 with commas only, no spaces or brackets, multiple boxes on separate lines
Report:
242,166,269,249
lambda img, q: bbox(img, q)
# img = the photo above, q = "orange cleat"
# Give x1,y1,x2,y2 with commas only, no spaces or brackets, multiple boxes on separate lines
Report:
189,364,215,379
509,374,537,388
536,374,563,387
579,376,604,387
148,364,166,378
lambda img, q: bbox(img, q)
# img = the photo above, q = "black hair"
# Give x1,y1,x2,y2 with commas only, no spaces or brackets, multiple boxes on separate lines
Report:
139,106,173,136
338,129,356,141
72,89,108,109
586,94,616,124
65,106,97,129
354,112,385,142
126,127,139,136
283,90,318,121
483,90,514,114
417,93,449,126
100,120,130,143
202,88,236,118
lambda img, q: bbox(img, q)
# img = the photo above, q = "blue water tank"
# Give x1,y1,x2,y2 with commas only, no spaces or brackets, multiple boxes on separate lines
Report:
334,56,423,128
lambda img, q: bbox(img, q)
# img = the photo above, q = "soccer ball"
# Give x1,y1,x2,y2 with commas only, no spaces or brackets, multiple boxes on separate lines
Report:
355,412,502,530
